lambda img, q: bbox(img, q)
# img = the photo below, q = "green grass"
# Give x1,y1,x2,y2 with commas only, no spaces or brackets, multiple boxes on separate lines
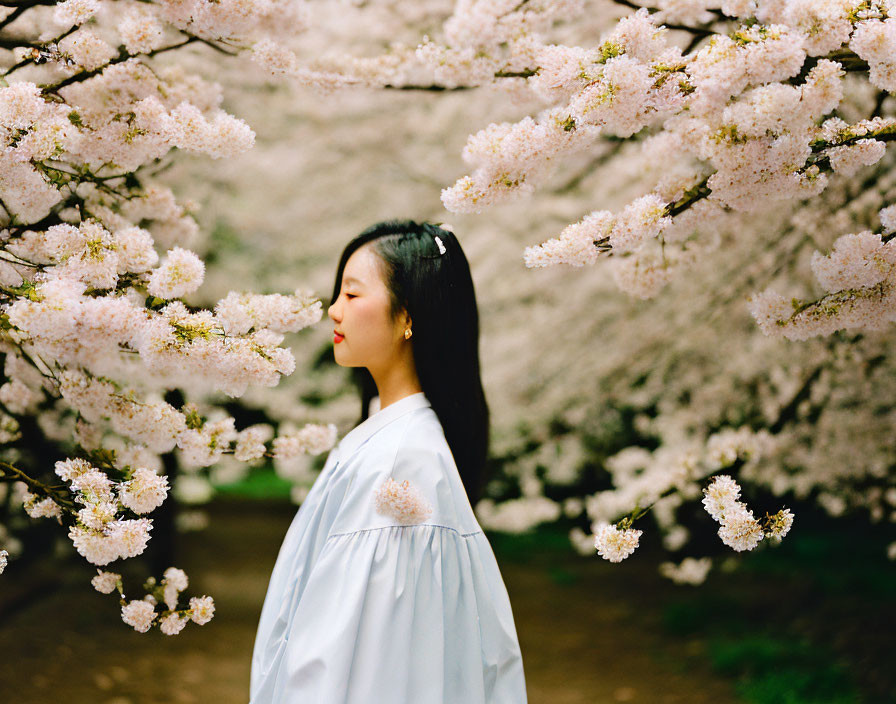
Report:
735,523,896,599
658,509,895,704
211,465,295,500
661,599,867,704
486,524,578,564
487,524,874,703
709,636,860,704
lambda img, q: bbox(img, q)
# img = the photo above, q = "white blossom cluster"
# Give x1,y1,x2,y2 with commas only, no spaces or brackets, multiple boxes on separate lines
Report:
270,0,896,571
349,0,896,344
849,13,896,92
566,425,784,575
658,556,713,585
271,422,338,459
91,565,214,634
234,423,276,463
523,194,672,268
592,520,643,562
373,477,434,525
0,0,339,624
2,261,321,399
748,208,896,340
22,492,64,522
474,494,562,533
215,288,324,335
180,7,896,578
48,457,166,565
702,474,794,551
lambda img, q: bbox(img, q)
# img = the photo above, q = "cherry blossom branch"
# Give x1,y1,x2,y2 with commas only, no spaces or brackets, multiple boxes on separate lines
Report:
380,82,474,92
380,68,535,92
789,52,870,85
550,142,627,194
0,34,40,49
667,177,712,217
0,248,41,269
0,4,39,31
804,131,896,172
611,0,728,26
590,128,896,257
2,26,80,77
871,91,889,118
768,364,826,434
0,0,58,6
0,460,78,511
42,37,199,93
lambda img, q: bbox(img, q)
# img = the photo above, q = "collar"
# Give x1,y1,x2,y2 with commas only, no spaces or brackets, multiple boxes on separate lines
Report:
336,391,431,460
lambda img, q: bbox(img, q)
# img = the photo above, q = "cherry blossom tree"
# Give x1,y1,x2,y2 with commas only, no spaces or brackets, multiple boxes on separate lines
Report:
255,0,895,577
0,0,338,633
406,0,893,575
305,0,896,338
4,0,894,631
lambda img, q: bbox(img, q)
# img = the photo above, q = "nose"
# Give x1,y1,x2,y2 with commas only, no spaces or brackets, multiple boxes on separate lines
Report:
328,299,339,323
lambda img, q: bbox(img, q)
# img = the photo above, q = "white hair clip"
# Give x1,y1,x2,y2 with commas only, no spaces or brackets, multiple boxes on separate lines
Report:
434,235,447,255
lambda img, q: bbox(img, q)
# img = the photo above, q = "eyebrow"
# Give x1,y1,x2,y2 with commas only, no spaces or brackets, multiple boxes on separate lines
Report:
343,276,363,286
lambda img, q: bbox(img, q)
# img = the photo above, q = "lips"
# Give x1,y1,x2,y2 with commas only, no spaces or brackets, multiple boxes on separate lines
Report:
333,329,345,343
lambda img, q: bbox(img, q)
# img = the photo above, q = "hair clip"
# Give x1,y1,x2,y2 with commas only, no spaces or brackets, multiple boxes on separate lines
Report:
434,235,446,255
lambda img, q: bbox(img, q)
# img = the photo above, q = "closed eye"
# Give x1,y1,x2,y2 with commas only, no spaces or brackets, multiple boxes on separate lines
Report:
345,293,356,299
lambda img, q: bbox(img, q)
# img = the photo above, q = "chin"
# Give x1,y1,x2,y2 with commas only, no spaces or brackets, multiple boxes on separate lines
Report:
333,352,357,368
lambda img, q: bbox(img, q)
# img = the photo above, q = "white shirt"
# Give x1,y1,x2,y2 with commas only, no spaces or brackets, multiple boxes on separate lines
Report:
249,391,528,703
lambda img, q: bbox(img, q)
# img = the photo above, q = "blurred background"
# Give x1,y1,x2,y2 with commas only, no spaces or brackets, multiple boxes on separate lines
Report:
1,1,895,703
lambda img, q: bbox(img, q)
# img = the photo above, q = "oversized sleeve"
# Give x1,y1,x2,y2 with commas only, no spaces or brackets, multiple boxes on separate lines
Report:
249,523,527,704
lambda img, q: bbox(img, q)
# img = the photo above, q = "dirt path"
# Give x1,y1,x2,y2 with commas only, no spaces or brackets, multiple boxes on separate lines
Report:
0,500,742,704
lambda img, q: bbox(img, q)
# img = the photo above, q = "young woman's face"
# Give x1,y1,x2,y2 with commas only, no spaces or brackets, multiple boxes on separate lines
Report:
327,244,406,371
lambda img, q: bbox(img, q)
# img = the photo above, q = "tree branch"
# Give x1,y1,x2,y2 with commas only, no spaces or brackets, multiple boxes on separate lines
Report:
788,51,870,86
0,4,29,30
611,0,727,22
768,365,825,434
381,82,475,92
550,142,626,194
42,36,198,93
0,460,78,511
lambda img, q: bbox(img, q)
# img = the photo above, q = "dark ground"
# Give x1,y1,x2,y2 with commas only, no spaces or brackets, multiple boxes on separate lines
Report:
0,498,745,704
3,498,894,704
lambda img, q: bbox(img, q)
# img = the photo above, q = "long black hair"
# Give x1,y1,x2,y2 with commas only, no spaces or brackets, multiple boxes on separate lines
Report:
329,219,490,507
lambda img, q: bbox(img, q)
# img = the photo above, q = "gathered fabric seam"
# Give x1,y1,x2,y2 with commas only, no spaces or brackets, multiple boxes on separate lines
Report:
327,523,484,541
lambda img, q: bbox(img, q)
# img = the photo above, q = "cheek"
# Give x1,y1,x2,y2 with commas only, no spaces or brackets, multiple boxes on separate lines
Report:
351,301,392,340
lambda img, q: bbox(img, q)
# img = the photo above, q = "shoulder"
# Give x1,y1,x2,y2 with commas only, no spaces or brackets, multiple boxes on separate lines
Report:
354,405,452,473
394,406,453,465
327,406,481,537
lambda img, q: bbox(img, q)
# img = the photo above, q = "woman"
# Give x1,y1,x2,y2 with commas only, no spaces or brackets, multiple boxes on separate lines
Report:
249,220,528,703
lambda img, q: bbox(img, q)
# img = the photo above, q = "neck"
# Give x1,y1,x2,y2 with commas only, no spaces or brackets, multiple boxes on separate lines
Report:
370,365,422,411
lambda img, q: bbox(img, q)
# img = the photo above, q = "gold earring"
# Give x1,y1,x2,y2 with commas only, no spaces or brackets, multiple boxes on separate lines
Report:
404,328,412,340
